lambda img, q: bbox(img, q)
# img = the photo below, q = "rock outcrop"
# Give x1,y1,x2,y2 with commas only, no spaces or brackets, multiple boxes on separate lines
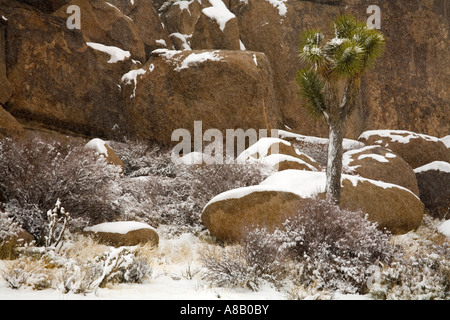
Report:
0,0,447,145
343,145,420,196
121,49,283,145
83,221,159,247
414,161,450,219
202,170,424,242
358,130,450,169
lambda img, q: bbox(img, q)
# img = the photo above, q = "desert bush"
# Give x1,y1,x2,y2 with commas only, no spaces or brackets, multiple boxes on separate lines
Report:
201,228,286,291
0,211,22,259
0,135,122,242
276,199,395,294
112,141,273,235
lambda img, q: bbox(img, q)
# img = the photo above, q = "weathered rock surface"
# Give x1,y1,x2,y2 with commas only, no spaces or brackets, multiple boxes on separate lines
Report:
53,0,146,62
414,161,450,219
236,137,321,172
203,170,424,242
0,0,447,145
0,106,24,139
83,221,159,247
121,49,283,145
2,1,124,139
343,145,420,196
202,187,307,243
106,0,173,59
227,0,449,139
358,130,450,169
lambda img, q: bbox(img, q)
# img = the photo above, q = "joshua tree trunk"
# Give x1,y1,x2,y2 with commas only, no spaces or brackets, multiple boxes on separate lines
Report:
326,121,344,204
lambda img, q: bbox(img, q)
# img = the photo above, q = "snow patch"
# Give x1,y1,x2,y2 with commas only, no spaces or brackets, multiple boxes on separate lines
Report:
437,220,450,238
83,221,155,235
359,130,440,144
440,135,450,148
86,42,130,63
236,137,291,163
205,169,420,208
414,161,450,174
174,51,223,71
121,66,151,98
203,0,236,31
265,0,288,17
84,138,109,156
278,130,364,150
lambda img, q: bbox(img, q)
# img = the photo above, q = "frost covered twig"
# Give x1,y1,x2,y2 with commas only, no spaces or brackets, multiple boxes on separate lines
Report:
45,199,70,248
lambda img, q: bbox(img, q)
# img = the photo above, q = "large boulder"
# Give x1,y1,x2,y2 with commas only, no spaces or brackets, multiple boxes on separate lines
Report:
202,186,308,243
2,1,125,139
414,161,450,219
121,49,283,145
202,170,424,242
343,145,420,196
236,137,321,172
83,221,159,247
107,0,173,59
190,0,241,50
53,0,146,62
358,130,450,169
279,129,364,166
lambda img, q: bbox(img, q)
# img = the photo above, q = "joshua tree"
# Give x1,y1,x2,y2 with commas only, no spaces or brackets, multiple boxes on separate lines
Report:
296,15,385,204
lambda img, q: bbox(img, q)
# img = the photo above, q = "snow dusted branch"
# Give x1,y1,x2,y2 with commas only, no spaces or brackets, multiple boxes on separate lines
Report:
45,199,70,248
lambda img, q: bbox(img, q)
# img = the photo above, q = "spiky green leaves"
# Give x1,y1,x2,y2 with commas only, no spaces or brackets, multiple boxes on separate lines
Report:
296,69,325,118
298,15,385,80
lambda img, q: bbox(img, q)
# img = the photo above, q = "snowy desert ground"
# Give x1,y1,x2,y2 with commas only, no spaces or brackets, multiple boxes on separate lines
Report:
0,218,449,301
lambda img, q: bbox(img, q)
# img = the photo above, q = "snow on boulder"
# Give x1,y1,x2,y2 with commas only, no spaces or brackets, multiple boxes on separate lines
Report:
440,135,450,148
190,0,240,50
414,161,450,219
202,186,308,243
279,129,364,166
84,138,125,172
86,42,131,63
236,137,321,172
343,145,420,196
202,170,424,241
83,221,159,247
358,130,450,169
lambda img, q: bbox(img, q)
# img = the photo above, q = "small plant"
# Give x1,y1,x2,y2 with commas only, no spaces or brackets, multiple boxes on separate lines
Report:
201,228,286,291
276,199,395,294
45,199,70,248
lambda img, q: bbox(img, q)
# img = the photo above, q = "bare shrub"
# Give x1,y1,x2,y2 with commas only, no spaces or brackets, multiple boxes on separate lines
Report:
201,228,286,291
276,199,395,294
111,141,273,235
0,135,122,242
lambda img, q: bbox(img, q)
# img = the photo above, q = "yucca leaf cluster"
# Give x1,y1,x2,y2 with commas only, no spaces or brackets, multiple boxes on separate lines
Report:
296,15,385,121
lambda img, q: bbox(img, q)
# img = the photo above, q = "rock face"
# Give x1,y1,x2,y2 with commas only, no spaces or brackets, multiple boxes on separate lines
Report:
121,49,283,145
83,221,159,247
414,161,450,219
1,1,125,139
202,187,307,243
343,145,420,196
358,130,450,169
339,177,424,235
0,106,24,139
0,0,448,144
202,170,424,242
